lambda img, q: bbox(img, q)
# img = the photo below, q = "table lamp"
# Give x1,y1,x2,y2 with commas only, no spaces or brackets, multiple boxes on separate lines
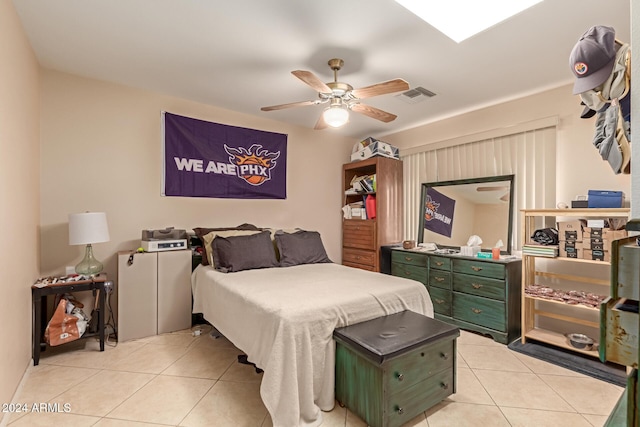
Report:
68,212,110,275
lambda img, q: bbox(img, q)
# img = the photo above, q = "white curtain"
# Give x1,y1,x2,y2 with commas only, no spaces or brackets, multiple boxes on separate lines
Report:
401,125,556,250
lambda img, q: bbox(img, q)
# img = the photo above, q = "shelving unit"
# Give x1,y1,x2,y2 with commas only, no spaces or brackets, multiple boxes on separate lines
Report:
521,208,630,357
342,157,402,272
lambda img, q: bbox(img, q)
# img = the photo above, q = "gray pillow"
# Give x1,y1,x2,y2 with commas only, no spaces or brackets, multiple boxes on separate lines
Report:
212,231,278,273
275,230,332,267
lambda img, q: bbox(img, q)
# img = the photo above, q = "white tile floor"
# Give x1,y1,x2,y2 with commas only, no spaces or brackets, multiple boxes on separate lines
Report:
6,328,622,427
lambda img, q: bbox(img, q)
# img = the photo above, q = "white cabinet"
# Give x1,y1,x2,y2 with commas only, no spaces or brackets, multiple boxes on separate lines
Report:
117,250,191,342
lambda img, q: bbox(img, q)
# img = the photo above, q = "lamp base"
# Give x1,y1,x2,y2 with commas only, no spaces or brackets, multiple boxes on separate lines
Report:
76,244,104,275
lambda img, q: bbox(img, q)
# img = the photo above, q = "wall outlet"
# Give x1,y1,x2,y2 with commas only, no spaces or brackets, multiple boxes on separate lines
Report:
65,266,75,275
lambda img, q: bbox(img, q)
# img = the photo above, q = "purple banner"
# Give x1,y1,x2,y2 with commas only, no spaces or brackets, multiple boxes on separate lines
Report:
162,112,287,199
423,188,455,238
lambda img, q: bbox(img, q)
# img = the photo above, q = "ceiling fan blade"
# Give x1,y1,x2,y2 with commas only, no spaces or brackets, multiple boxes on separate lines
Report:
292,70,332,93
314,113,328,130
351,103,397,123
261,100,317,111
351,78,409,99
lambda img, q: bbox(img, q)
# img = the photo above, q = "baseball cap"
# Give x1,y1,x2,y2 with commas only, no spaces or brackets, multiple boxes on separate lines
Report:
569,26,616,95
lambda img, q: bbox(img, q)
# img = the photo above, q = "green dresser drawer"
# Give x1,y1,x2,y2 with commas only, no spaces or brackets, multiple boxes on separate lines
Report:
429,270,451,290
391,263,427,286
429,287,451,317
453,293,506,332
452,273,506,301
392,250,428,267
386,338,454,396
453,259,505,279
385,368,453,427
429,256,450,271
600,297,638,367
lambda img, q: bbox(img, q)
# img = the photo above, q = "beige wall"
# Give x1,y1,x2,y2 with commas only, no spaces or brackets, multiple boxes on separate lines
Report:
39,70,354,290
0,0,40,415
384,85,632,207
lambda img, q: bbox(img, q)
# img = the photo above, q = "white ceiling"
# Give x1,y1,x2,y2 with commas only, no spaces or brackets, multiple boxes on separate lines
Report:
13,0,631,139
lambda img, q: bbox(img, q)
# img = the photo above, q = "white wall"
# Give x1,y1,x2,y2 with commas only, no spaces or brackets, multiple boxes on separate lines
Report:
0,0,40,417
384,85,632,208
39,69,354,287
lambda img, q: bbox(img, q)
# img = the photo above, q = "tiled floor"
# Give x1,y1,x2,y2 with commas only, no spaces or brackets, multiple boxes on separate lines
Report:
5,328,622,427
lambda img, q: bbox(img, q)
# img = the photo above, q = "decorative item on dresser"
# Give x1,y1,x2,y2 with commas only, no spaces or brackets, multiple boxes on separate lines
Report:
68,211,110,275
391,248,522,344
342,157,403,272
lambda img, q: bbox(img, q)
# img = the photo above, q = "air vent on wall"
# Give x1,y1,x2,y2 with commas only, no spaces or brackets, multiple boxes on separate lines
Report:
395,86,436,104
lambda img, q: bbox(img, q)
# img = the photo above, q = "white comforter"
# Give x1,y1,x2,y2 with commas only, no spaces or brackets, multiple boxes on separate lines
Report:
192,263,433,427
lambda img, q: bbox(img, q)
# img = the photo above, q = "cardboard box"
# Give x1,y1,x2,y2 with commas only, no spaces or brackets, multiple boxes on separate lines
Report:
557,220,585,241
583,227,609,238
587,190,624,208
350,138,400,162
583,249,610,262
604,229,628,241
583,238,609,252
560,248,583,258
559,240,583,251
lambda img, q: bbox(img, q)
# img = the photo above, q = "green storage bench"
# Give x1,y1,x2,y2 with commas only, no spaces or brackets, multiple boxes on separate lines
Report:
334,310,459,427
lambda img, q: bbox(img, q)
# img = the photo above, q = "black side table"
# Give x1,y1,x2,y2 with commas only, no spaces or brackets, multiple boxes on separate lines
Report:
32,276,106,365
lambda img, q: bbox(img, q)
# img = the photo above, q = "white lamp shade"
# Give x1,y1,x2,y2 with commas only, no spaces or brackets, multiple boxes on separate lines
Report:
68,212,110,245
323,106,349,127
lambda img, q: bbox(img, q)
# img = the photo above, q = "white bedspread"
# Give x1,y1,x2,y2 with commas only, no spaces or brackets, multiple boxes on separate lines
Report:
192,263,433,427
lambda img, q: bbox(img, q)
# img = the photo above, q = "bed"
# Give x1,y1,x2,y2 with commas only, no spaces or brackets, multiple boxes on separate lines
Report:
191,259,433,427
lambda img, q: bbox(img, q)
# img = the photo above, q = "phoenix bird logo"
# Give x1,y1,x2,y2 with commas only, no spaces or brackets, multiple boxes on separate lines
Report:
424,195,440,222
224,144,280,186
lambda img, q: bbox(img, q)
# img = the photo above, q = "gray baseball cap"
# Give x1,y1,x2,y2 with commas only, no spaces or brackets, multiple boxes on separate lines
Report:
569,26,616,95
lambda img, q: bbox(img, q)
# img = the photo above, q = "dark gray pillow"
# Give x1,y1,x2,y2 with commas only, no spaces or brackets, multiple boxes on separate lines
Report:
212,231,278,273
275,230,332,267
193,223,260,266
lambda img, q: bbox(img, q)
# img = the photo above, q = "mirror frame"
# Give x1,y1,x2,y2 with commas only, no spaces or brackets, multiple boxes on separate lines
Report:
417,174,515,254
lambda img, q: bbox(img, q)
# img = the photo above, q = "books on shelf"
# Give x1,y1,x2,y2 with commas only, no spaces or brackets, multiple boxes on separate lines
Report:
522,243,558,257
346,174,376,194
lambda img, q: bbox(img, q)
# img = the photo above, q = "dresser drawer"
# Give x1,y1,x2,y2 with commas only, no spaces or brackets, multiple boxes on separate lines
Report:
429,270,451,290
453,273,505,301
343,260,376,271
385,368,453,427
615,244,640,300
429,256,450,271
429,287,451,317
391,263,427,286
343,220,376,250
392,250,428,267
386,338,454,395
453,293,506,332
600,297,638,367
453,259,505,280
343,248,376,268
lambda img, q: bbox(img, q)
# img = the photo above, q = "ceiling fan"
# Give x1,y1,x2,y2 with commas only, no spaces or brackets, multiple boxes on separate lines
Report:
260,58,409,130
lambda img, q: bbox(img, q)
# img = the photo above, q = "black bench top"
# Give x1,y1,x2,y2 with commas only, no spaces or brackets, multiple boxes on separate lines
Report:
333,310,460,364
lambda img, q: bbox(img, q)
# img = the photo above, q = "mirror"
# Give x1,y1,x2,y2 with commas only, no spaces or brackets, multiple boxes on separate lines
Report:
418,174,515,254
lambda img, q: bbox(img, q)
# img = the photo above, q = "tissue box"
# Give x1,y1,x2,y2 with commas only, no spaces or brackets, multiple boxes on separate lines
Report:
476,252,492,259
587,190,624,208
460,246,480,257
351,138,400,162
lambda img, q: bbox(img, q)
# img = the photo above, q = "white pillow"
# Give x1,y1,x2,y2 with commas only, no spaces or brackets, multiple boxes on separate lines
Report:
202,230,262,267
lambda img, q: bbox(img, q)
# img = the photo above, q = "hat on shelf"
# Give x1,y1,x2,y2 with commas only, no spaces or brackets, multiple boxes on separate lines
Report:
569,25,616,95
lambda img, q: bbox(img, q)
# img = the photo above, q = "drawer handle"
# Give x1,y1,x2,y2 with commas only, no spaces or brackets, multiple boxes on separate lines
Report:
404,256,413,261
440,352,450,360
435,277,445,282
396,406,404,415
471,266,483,272
404,271,411,276
471,308,482,314
396,373,404,382
471,283,483,289
434,298,445,304
435,261,444,266
355,256,361,260
440,382,449,390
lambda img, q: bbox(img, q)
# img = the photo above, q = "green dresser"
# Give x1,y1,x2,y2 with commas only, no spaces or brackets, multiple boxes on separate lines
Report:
391,249,522,344
334,311,459,427
600,235,640,426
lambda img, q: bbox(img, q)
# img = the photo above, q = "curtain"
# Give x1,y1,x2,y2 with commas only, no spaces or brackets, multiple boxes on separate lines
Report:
401,125,556,251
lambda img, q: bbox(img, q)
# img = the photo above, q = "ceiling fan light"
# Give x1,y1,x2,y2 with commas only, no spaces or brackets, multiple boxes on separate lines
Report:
323,105,349,127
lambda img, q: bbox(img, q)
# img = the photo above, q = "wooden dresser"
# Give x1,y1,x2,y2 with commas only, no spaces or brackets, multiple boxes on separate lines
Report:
391,248,522,344
342,157,402,272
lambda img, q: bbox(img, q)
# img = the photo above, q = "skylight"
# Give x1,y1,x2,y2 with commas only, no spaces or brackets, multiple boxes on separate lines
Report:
394,0,543,43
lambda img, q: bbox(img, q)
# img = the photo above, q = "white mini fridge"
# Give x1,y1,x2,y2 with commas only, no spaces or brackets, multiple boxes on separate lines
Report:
117,249,191,342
